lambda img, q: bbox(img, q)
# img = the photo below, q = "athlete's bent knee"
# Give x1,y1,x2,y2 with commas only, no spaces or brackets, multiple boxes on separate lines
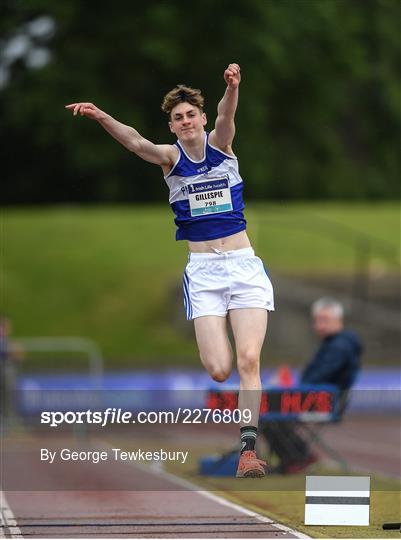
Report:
200,351,232,382
209,366,231,383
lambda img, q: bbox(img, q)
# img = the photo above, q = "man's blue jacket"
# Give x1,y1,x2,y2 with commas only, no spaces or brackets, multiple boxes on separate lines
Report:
300,330,362,391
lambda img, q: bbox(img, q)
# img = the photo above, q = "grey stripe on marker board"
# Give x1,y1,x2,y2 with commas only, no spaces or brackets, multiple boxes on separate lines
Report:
306,496,370,505
306,476,370,492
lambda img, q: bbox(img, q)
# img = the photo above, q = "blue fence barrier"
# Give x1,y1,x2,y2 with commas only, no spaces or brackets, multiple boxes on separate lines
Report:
17,368,400,415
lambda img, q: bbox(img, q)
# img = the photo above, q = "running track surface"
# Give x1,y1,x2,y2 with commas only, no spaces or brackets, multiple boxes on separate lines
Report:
1,413,398,538
2,490,306,538
0,436,305,538
321,414,400,478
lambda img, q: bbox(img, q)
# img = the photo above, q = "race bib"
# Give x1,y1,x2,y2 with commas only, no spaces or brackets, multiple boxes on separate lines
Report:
188,177,233,217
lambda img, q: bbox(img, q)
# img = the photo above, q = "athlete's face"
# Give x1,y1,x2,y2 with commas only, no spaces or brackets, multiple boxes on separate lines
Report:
313,308,343,339
169,103,207,142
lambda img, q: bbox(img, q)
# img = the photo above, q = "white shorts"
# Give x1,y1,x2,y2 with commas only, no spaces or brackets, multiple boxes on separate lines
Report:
183,247,274,320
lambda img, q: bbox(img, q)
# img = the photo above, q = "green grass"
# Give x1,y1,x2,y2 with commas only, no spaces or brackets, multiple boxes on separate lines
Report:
220,489,400,538
2,203,400,364
247,202,399,274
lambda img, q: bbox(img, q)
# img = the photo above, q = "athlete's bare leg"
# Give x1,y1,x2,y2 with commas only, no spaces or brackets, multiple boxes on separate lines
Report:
229,308,268,428
195,309,268,476
193,315,233,382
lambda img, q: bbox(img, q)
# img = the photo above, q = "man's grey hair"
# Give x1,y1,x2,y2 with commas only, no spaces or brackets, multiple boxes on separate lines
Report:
311,297,344,318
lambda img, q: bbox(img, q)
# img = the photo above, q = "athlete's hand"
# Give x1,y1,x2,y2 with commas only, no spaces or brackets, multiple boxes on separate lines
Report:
224,63,241,89
65,102,105,120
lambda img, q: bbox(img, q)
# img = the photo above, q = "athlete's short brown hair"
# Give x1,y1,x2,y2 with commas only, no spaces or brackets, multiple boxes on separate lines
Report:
161,84,204,117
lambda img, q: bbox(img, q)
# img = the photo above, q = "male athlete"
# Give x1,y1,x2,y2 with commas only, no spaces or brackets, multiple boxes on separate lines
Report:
66,63,274,478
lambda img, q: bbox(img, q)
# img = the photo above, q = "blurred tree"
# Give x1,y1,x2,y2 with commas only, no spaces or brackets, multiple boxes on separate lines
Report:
1,0,399,203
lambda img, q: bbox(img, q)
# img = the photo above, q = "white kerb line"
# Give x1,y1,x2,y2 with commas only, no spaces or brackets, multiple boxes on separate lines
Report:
0,491,23,539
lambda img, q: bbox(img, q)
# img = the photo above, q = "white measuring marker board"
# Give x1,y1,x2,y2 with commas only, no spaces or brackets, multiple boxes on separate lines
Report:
305,476,370,526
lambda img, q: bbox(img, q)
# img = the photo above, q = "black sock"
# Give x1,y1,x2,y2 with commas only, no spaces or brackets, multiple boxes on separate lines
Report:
240,425,257,454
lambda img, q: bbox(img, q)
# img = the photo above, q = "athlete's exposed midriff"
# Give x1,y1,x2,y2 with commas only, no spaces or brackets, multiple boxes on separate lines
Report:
188,229,251,253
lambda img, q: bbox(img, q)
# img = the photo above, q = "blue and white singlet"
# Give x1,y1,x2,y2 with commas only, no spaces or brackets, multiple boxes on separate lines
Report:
164,132,247,241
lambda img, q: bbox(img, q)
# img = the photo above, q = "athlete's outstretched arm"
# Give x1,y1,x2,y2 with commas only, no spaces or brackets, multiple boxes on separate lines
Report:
65,102,175,166
209,63,241,151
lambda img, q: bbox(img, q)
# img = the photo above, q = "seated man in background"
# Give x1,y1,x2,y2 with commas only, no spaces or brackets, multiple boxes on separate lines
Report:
261,297,362,473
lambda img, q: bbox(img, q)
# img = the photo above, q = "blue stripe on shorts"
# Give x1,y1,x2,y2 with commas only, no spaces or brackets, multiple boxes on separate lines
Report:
183,271,192,320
